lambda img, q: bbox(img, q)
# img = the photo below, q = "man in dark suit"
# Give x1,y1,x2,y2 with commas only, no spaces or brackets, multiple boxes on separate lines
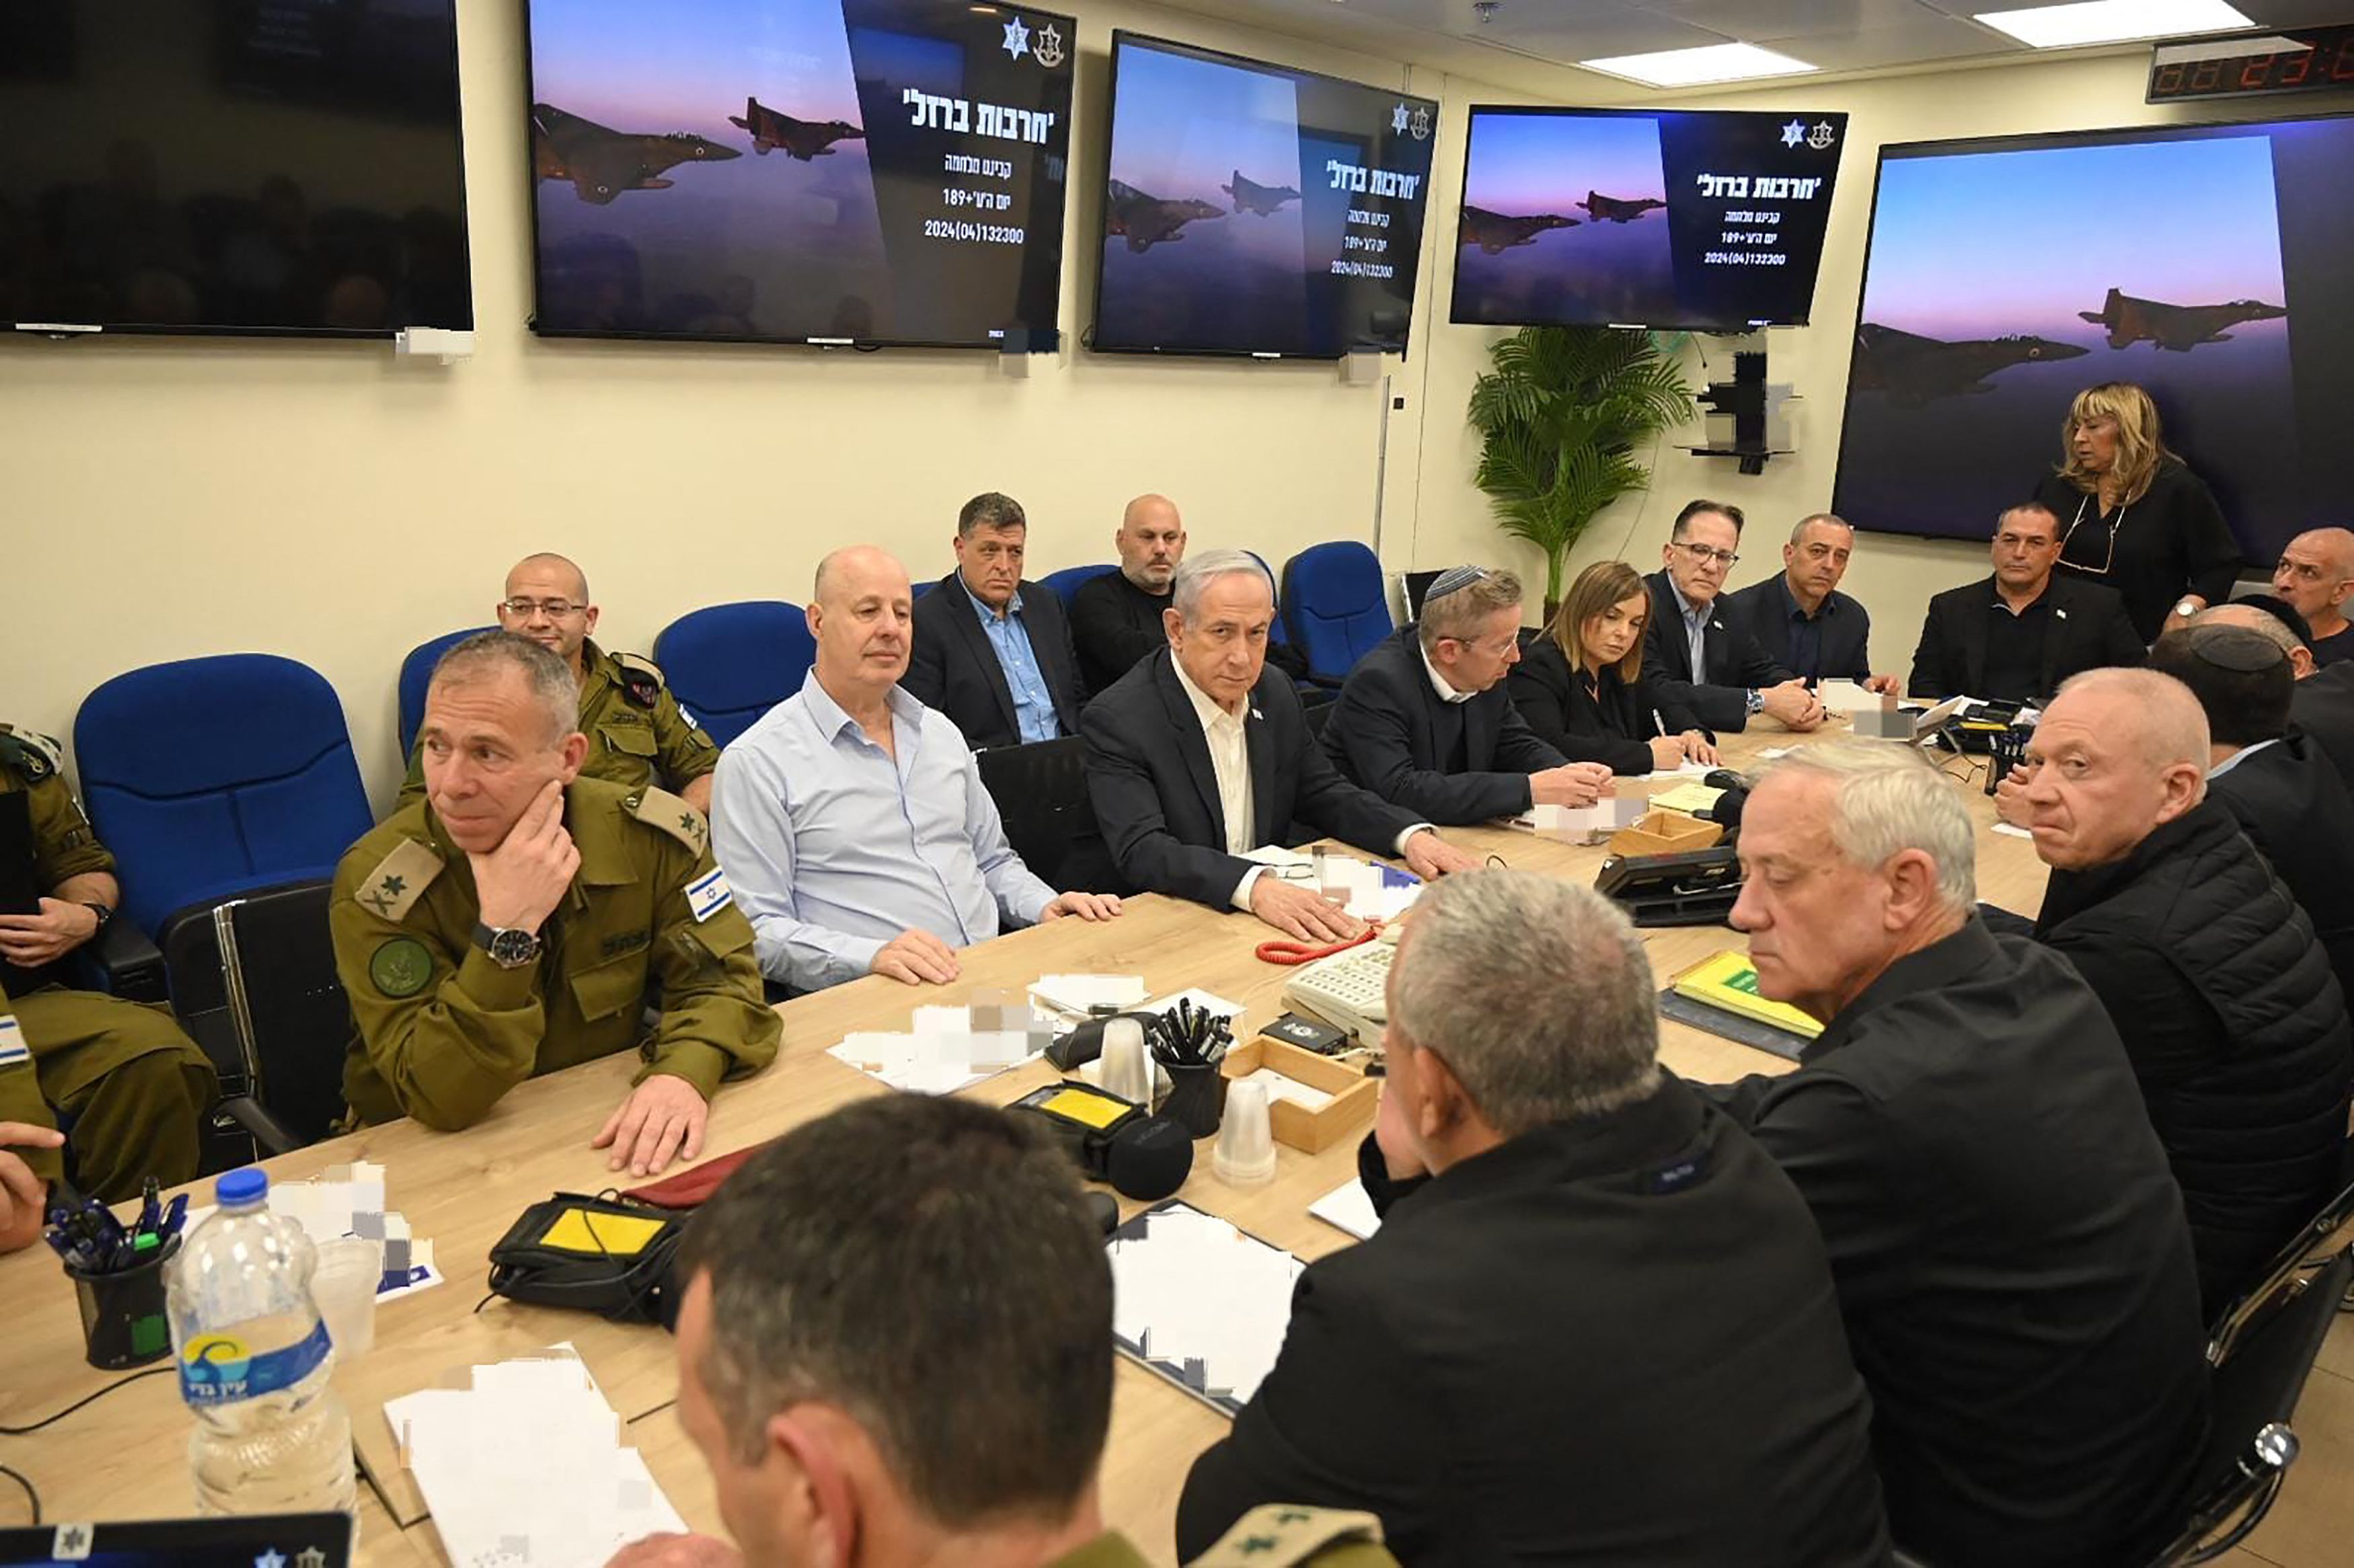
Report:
1083,550,1478,943
1718,514,1900,692
1178,869,1891,1567
1640,499,1824,734
905,492,1086,750
1069,493,1186,695
1321,565,1611,824
1909,502,2144,701
1711,744,2209,1567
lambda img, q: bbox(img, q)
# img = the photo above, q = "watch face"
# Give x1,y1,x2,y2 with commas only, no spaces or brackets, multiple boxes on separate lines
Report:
488,927,538,967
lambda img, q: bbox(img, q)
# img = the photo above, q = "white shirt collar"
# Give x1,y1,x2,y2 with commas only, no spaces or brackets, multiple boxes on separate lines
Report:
2206,736,2285,780
1421,643,1476,704
1172,654,1248,730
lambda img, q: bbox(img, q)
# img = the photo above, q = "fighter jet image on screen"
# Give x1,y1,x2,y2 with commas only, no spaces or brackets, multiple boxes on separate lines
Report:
531,103,740,205
1106,180,1225,251
2076,286,2289,352
1458,205,1579,254
728,97,865,161
1221,169,1301,217
1852,323,2088,404
1577,191,1666,224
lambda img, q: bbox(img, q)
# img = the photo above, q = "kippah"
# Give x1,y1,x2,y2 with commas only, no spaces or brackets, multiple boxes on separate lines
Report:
1425,565,1492,602
2193,626,2286,673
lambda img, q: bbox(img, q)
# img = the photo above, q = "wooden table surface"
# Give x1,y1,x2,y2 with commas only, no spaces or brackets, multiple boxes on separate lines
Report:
0,732,2045,1565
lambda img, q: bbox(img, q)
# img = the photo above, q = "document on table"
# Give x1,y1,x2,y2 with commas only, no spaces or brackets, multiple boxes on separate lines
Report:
829,998,1056,1093
385,1343,685,1568
1108,1201,1304,1416
1309,1179,1381,1241
1245,846,1421,921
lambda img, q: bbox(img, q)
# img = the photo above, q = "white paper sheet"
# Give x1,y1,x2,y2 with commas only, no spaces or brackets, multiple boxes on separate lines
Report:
1108,1204,1303,1409
1308,1179,1381,1241
1028,974,1149,1016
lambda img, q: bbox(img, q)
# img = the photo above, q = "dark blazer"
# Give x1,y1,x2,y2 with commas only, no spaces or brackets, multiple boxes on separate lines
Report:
1176,1079,1891,1567
905,572,1086,750
1505,637,1697,776
1719,575,1874,684
1639,569,1794,734
2037,801,2353,1318
1907,573,2144,701
1068,570,1172,695
2208,730,2354,1012
1081,649,1424,909
2291,660,2354,793
1708,920,2209,1567
1319,627,1566,824
2033,458,2240,643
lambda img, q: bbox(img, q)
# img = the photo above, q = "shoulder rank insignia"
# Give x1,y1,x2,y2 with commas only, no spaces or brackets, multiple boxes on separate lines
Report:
1192,1506,1390,1567
354,838,444,923
611,651,667,710
628,785,708,854
0,726,63,784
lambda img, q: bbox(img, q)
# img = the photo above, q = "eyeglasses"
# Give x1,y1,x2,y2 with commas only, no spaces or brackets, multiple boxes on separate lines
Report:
500,598,587,619
1675,542,1739,567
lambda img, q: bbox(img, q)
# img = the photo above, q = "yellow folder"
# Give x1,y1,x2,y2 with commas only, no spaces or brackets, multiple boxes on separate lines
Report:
1669,950,1823,1040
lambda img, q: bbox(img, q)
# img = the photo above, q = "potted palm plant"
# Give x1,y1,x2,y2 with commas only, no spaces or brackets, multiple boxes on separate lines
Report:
1468,325,1696,617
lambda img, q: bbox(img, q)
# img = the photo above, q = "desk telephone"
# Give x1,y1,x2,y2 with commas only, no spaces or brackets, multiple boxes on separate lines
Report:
1281,926,1402,1044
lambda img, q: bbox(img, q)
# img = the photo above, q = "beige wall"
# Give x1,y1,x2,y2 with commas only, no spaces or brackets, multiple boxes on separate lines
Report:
1408,52,2354,675
12,13,2354,812
0,0,1525,810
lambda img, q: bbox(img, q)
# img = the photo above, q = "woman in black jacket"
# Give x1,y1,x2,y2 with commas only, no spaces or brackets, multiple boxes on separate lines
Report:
1508,560,1714,775
2030,381,2240,642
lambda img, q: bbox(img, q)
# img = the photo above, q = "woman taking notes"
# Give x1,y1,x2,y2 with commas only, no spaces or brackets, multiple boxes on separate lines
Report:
1508,560,1716,775
2030,382,2239,642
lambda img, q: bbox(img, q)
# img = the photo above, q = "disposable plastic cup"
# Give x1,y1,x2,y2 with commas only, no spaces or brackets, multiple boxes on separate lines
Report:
1213,1079,1278,1186
312,1237,383,1360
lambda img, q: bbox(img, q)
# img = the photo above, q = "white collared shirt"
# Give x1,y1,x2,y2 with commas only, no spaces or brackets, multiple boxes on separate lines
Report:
2205,736,2283,781
1422,645,1477,705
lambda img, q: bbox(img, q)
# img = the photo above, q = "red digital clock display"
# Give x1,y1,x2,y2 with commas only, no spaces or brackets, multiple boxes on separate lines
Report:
2148,26,2354,102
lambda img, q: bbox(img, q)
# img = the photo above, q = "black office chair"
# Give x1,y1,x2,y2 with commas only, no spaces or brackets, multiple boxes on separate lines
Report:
164,880,351,1169
2206,1157,2354,1364
975,737,1124,896
1302,699,1338,741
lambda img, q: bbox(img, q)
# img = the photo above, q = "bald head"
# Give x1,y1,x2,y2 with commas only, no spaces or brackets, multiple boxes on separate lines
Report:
2020,669,2209,871
2273,526,2354,635
1115,494,1186,593
808,546,914,702
507,552,588,604
498,552,597,670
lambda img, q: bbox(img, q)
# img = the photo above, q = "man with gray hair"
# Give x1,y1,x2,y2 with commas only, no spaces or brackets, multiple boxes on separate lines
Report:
1083,550,1478,941
1710,742,2207,1567
1319,565,1613,823
1178,869,1890,1565
1719,513,1900,691
332,631,780,1174
2020,667,2352,1317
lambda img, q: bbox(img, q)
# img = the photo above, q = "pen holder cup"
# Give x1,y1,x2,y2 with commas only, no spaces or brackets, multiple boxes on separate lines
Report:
1159,1063,1228,1139
69,1234,180,1370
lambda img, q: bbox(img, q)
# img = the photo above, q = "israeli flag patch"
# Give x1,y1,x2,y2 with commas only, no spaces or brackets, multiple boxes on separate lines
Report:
0,1015,28,1070
685,867,734,923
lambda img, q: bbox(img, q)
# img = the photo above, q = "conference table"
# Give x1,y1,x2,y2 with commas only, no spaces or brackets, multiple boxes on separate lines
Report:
0,729,2046,1567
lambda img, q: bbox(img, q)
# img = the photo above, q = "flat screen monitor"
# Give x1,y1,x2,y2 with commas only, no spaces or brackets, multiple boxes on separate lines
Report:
524,0,1075,348
0,1,472,338
1451,106,1846,331
1832,113,2354,562
1092,33,1437,359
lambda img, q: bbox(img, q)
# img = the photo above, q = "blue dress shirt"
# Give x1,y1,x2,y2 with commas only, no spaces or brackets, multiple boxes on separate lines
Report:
710,670,1057,991
1668,577,1712,680
962,574,1063,744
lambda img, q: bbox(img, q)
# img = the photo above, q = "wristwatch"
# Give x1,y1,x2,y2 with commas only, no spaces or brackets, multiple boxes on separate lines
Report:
1745,688,1766,717
2174,597,2201,619
471,922,541,969
81,901,113,935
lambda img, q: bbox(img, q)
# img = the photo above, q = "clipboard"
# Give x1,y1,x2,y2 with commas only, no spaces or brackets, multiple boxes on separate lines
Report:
1106,1199,1304,1417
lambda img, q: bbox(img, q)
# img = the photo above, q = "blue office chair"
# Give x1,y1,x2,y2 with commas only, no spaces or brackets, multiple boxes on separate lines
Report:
1279,541,1394,684
396,626,493,761
1041,563,1116,612
653,601,819,749
74,654,374,938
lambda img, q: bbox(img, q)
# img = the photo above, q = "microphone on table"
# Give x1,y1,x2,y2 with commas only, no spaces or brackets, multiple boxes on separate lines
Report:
1012,1081,1194,1202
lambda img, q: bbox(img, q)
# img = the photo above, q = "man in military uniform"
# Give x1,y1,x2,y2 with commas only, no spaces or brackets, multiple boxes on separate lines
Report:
0,726,217,1222
335,632,778,1177
395,553,719,814
601,1095,1394,1568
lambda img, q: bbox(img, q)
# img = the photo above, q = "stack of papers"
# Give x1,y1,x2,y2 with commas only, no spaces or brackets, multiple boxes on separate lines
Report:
1646,782,1725,817
387,1345,684,1567
1244,847,1421,922
1308,1179,1381,1241
182,1161,440,1300
1524,797,1647,842
1028,973,1149,1017
1109,1203,1304,1413
829,995,1056,1093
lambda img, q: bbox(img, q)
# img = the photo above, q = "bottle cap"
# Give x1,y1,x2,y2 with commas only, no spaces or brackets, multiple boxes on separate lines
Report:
215,1168,268,1206
1212,1079,1278,1187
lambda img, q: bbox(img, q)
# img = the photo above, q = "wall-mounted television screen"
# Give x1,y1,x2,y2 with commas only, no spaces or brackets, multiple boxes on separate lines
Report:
525,0,1074,348
1092,34,1437,359
1831,113,2354,563
0,1,473,337
1451,106,1846,331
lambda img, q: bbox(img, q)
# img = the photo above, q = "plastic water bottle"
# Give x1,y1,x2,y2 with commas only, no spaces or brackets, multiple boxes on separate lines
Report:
167,1168,356,1516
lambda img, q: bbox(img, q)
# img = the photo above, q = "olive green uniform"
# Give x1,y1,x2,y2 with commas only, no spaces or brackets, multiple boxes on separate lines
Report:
334,775,780,1129
0,726,218,1200
1045,1507,1394,1568
395,640,718,809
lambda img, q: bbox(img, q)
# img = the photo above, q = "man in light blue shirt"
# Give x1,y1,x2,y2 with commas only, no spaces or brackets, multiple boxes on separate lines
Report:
712,547,1121,992
906,492,1088,750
